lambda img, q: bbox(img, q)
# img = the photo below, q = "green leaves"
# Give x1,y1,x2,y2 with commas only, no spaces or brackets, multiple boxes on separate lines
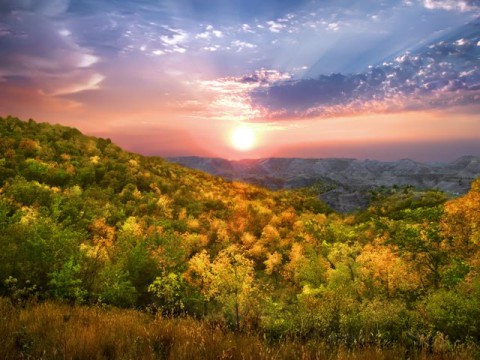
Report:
423,289,480,341
48,259,86,304
148,273,185,314
0,117,479,344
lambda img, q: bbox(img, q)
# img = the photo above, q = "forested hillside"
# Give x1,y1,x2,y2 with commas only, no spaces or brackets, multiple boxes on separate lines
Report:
0,117,479,357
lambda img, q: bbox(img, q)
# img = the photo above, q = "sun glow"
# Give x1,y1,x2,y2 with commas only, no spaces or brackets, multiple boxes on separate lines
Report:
230,126,256,151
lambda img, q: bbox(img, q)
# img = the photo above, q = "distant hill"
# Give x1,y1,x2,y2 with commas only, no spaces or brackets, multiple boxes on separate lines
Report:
168,156,480,212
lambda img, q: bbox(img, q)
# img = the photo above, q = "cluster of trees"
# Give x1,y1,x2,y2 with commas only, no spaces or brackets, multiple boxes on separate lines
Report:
0,116,479,347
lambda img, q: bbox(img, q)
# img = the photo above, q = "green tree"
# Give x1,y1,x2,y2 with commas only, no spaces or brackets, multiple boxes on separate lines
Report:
387,207,449,289
49,258,86,303
148,272,185,314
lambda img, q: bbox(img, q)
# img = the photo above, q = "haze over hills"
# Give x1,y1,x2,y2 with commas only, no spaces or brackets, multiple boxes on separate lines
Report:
168,156,480,212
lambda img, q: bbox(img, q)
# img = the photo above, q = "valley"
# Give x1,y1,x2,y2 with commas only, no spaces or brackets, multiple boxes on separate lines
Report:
169,156,480,212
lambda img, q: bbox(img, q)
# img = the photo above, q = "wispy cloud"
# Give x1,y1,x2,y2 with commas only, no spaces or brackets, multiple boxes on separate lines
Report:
0,9,104,97
422,0,480,12
326,22,340,31
191,70,291,122
196,25,223,40
241,24,255,33
160,29,187,45
231,40,257,51
203,45,221,52
266,20,286,33
159,27,188,53
51,73,105,96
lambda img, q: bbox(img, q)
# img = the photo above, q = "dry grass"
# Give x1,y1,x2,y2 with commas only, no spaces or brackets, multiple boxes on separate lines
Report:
0,298,477,360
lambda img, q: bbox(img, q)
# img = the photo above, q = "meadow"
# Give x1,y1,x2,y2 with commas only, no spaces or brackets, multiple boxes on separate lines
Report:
1,298,477,360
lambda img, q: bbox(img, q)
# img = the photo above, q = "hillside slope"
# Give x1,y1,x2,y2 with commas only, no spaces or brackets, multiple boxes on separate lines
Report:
0,115,328,307
1,116,479,349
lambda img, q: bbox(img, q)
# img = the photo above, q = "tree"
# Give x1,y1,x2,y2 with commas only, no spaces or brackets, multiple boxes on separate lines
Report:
185,250,212,316
186,246,258,329
209,246,258,329
48,258,86,304
148,272,185,314
387,207,450,289
97,266,137,307
441,179,480,256
357,241,420,299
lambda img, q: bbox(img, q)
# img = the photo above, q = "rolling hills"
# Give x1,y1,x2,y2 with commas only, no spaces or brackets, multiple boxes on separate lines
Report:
168,156,480,212
0,116,479,358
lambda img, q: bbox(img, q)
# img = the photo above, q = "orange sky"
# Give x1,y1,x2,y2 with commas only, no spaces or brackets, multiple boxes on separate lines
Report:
0,0,479,161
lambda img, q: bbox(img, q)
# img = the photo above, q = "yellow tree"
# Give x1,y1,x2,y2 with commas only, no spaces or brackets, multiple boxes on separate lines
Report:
441,179,480,286
357,241,421,298
185,250,212,312
209,245,258,329
442,178,480,255
264,251,282,276
187,246,257,328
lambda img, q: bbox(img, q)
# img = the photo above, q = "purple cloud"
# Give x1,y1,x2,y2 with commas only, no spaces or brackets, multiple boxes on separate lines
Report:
245,20,480,120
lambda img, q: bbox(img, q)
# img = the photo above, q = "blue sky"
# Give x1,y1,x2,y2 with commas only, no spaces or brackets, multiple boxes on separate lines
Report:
0,0,479,160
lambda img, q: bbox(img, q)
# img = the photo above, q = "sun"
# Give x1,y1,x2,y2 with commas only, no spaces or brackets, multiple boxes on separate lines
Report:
230,126,256,151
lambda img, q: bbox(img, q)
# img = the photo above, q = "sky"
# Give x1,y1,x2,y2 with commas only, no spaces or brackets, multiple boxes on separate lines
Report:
0,0,479,161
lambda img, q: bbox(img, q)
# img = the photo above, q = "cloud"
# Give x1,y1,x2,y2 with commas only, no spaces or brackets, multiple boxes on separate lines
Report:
77,53,99,68
51,73,105,96
196,32,209,40
160,28,188,45
203,45,221,52
266,20,285,33
196,25,223,40
191,69,291,122
159,27,188,54
231,40,257,51
326,22,340,31
1,0,478,128
241,24,254,33
172,47,186,53
244,25,480,120
236,69,292,84
0,11,103,96
422,0,480,11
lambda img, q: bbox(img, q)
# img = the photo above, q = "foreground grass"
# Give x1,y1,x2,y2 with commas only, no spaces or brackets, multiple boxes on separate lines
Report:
0,298,477,360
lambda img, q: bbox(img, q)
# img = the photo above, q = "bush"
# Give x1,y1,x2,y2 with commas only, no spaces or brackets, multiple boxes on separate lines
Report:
423,289,480,342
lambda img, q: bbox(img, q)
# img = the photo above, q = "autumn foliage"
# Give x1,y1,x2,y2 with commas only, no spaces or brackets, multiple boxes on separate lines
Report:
0,117,479,358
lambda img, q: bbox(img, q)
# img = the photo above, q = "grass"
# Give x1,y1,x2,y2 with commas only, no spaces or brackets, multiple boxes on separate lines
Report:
0,298,477,360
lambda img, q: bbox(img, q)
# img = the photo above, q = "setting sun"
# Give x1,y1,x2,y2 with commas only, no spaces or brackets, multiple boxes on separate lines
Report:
230,126,256,151
1,0,480,355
